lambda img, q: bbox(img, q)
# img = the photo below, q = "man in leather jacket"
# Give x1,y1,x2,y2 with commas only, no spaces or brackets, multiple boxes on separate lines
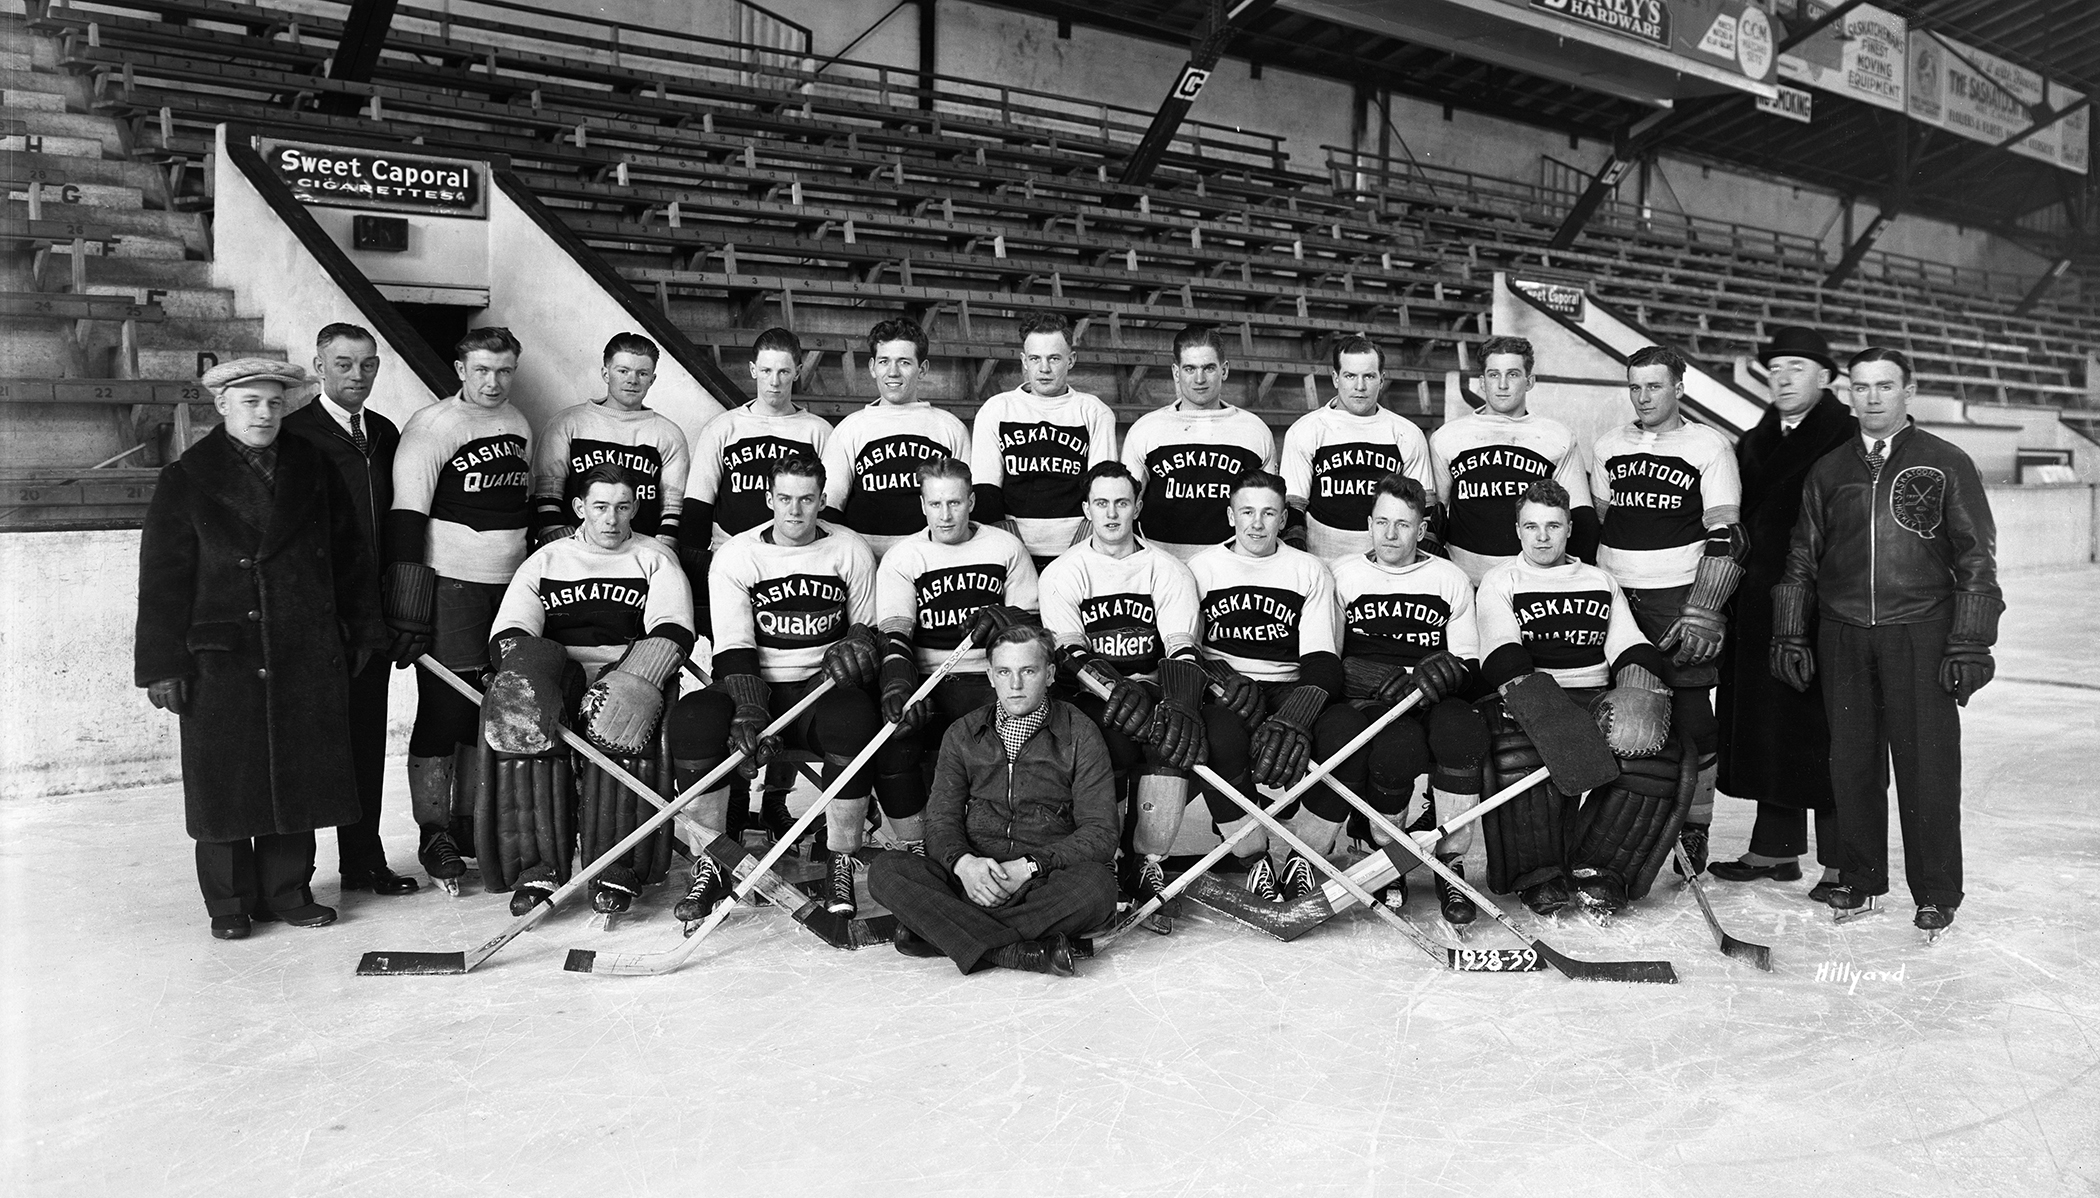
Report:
1771,348,2001,936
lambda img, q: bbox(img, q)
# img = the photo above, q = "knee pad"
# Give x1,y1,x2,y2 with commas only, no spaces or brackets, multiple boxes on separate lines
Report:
874,759,928,820
1130,769,1190,857
1426,699,1488,771
410,669,481,754
669,690,734,758
807,688,881,756
1367,720,1430,794
1203,707,1252,777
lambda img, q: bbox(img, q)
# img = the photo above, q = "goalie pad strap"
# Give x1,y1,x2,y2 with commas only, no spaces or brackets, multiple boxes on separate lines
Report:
1949,590,2003,648
1684,552,1745,615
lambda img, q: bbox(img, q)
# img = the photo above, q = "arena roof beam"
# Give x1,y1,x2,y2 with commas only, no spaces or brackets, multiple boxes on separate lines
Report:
319,0,399,116
1119,0,1281,187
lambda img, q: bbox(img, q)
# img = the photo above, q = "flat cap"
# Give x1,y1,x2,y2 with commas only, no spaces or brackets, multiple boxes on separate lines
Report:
200,357,313,395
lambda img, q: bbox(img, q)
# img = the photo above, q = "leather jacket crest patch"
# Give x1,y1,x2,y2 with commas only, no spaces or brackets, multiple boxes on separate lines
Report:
1890,465,1946,540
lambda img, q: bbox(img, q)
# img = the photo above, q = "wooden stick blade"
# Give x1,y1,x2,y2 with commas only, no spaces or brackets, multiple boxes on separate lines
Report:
1535,940,1678,984
1182,875,1335,942
356,951,469,976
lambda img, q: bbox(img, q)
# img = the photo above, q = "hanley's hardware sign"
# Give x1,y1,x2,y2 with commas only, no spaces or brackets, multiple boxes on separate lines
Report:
259,138,486,217
1519,0,1774,82
1530,0,1670,47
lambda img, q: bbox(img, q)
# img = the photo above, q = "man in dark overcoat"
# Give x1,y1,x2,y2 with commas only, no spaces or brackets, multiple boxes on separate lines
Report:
282,323,417,896
1709,327,1856,897
136,358,387,939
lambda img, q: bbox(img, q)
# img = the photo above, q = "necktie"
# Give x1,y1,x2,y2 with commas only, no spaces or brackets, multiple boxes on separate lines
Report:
349,410,368,456
1866,439,1885,482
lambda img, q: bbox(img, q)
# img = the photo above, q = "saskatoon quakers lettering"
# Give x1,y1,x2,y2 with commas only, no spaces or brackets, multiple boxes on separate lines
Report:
565,439,666,531
435,434,530,529
538,573,650,645
1510,588,1613,669
1310,443,1406,527
1203,585,1305,662
1343,593,1451,659
850,434,951,535
1079,592,1162,673
1141,443,1264,544
1601,452,1704,550
914,564,1007,649
716,435,816,535
999,420,1090,518
749,573,849,648
1446,444,1556,556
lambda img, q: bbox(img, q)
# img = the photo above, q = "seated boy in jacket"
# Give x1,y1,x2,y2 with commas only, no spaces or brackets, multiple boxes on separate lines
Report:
866,624,1118,976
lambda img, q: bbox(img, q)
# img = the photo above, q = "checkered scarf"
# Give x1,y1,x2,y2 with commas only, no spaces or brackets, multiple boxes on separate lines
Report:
994,701,1049,762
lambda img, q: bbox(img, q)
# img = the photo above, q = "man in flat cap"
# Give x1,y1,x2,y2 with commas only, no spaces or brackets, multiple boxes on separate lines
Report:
1709,328,1856,898
136,358,386,939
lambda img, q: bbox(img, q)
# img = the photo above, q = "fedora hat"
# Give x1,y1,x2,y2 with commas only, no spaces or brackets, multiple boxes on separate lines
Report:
1756,327,1837,377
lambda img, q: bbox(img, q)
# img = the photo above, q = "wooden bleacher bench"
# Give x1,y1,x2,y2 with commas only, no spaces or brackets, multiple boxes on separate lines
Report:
0,291,165,322
0,377,206,404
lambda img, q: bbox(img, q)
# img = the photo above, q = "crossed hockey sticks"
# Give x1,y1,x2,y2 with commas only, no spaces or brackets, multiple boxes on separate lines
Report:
355,659,838,976
564,635,979,977
1090,688,1426,947
1318,771,1680,984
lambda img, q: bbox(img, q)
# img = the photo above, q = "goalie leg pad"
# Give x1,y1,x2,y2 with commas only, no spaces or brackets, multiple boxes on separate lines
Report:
1130,769,1190,858
1478,702,1572,894
1567,741,1688,901
483,636,571,755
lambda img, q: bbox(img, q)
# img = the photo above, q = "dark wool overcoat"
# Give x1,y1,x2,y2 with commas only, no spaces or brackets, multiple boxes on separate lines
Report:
1714,390,1857,808
134,427,386,841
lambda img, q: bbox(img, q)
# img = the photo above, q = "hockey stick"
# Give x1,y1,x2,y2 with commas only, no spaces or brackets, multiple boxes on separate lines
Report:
356,662,837,976
565,636,978,976
1673,844,1773,971
1071,675,1449,961
1320,771,1680,984
1092,688,1427,946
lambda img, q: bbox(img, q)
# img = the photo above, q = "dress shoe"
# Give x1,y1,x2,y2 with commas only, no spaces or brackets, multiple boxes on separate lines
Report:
1707,858,1804,883
1914,905,1956,932
342,866,420,895
273,903,338,928
250,907,279,923
210,914,251,940
987,933,1078,977
892,925,944,959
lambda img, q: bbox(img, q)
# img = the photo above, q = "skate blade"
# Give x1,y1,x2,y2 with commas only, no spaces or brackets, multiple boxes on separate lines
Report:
434,877,461,897
356,951,468,976
1922,925,1952,945
1833,898,1883,924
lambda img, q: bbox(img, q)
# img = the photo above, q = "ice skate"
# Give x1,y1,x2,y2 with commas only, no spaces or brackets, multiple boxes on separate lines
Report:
1133,856,1173,936
1915,904,1955,944
1279,852,1317,902
1435,855,1478,932
508,865,557,917
1243,855,1281,904
418,826,465,897
1828,885,1883,924
826,851,857,917
676,855,729,934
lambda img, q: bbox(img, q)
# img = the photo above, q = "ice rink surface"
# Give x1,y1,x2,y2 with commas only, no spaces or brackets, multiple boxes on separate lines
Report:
4,570,2097,1198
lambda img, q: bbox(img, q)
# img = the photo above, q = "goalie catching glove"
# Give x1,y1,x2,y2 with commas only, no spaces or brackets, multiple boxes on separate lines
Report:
579,636,683,754
721,673,778,776
822,624,883,688
1249,684,1328,787
1058,645,1152,738
1591,662,1671,758
1145,655,1207,769
483,635,569,755
381,561,437,666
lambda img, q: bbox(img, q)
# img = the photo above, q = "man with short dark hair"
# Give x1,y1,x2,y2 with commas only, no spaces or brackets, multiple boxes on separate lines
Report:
1281,334,1439,560
281,323,416,896
971,311,1118,569
1121,325,1276,561
529,332,690,551
870,456,1039,851
384,326,533,893
1591,345,1744,875
685,327,836,553
1430,335,1598,582
822,317,970,558
1773,347,2000,936
866,624,1120,977
1710,327,1856,896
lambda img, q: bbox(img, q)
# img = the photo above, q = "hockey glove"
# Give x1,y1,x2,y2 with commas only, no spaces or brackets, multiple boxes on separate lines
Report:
483,635,570,755
1407,650,1471,705
1249,684,1328,788
720,673,778,777
580,636,682,754
1060,647,1152,738
1146,655,1208,770
1592,662,1671,758
822,624,883,689
879,633,925,733
381,561,437,667
1199,657,1265,725
1658,552,1743,667
1768,581,1815,693
147,678,188,715
1939,591,2002,707
966,604,1033,649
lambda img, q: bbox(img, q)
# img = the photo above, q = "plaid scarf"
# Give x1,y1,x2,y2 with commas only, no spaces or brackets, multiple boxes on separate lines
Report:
994,700,1049,762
